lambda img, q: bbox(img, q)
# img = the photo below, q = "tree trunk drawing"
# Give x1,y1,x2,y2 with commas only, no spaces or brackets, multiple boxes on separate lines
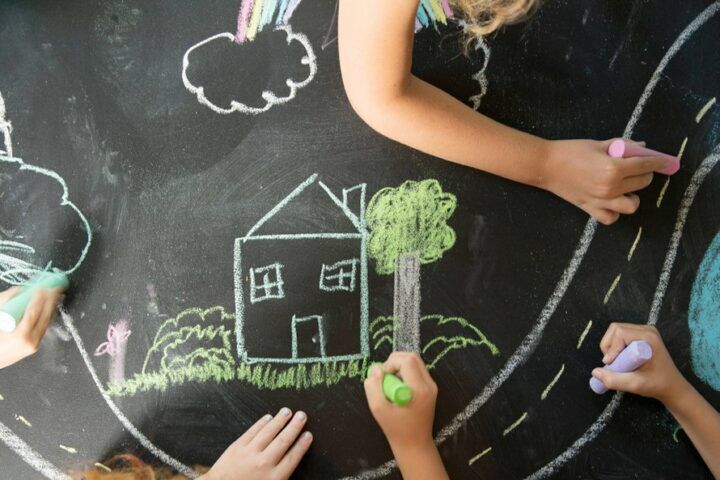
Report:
393,254,421,352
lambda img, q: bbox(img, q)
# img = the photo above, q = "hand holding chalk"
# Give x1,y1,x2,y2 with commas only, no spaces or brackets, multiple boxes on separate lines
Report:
0,271,69,333
367,362,414,406
608,139,680,176
590,340,653,394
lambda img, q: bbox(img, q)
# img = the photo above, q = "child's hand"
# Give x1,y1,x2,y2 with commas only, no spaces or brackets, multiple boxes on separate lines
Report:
201,408,313,480
591,323,690,405
543,139,673,225
0,286,64,369
364,352,438,449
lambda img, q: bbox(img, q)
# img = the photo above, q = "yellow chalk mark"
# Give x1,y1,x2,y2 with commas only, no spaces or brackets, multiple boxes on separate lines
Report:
15,415,31,428
540,364,565,400
0,393,4,400
695,97,716,123
468,446,492,466
656,177,671,208
59,445,77,454
503,412,528,436
603,274,622,305
246,0,265,41
627,227,643,261
95,463,112,473
577,320,592,349
678,137,689,160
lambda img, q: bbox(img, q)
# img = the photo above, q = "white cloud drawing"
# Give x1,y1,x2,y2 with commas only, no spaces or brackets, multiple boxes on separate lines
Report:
181,25,317,115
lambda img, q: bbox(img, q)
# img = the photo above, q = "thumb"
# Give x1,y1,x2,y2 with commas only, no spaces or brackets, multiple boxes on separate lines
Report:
364,365,387,411
592,368,638,393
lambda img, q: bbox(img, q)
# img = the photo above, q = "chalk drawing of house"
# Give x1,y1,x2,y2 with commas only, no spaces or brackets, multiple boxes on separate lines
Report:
234,174,369,364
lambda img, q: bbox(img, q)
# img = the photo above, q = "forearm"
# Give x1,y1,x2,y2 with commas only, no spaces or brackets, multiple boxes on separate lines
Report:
664,381,720,477
357,76,551,188
390,439,449,480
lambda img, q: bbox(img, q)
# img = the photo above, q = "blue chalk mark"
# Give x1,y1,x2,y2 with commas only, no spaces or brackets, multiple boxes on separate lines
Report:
689,229,720,391
417,5,430,28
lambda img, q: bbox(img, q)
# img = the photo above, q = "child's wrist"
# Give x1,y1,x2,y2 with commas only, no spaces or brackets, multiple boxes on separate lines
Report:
658,376,695,410
533,139,558,191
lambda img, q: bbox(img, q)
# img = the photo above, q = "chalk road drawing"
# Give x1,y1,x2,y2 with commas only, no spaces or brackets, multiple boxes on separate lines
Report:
94,320,132,384
0,422,70,480
0,90,93,286
366,179,457,353
346,3,720,479
235,175,369,364
689,229,720,391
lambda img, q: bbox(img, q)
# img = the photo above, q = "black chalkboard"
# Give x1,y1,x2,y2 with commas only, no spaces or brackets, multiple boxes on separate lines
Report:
1,0,719,478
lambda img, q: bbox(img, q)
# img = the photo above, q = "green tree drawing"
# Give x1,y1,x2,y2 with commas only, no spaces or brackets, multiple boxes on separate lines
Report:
365,179,457,351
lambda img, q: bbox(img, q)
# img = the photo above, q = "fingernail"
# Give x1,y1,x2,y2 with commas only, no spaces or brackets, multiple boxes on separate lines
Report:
602,354,609,363
296,411,306,421
303,431,313,441
263,414,272,422
592,368,602,377
280,407,291,416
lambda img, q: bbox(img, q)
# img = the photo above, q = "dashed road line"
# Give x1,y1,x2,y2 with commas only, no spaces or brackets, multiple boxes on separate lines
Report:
58,445,77,454
468,447,492,466
577,321,593,349
627,227,643,261
503,412,528,436
695,97,716,123
603,274,622,304
540,364,566,400
15,415,31,428
657,178,672,208
95,463,112,472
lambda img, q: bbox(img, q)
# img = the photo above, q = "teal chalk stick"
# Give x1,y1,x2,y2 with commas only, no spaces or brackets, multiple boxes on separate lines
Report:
0,271,69,333
367,363,414,406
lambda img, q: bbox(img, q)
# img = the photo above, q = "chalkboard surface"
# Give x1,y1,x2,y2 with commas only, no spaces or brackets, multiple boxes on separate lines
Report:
1,1,719,478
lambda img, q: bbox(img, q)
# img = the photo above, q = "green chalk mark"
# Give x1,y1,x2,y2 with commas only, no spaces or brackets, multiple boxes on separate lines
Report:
673,424,683,443
365,179,457,275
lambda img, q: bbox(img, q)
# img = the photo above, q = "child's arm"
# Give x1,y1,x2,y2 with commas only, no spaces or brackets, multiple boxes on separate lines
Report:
0,287,64,369
338,0,672,225
199,408,312,480
364,352,450,480
592,323,720,477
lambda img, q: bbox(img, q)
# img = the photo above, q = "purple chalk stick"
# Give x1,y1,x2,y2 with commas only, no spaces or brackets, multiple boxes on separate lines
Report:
607,139,680,176
590,340,653,394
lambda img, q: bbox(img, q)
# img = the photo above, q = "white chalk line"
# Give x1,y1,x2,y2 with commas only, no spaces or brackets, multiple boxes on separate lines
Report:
348,4,720,479
526,144,720,479
182,25,317,115
60,310,198,479
0,421,71,480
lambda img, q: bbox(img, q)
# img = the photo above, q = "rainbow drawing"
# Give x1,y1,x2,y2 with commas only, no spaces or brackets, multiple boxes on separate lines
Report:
235,0,454,43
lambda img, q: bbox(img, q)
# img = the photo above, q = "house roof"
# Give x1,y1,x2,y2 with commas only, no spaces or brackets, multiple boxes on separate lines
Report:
242,174,367,240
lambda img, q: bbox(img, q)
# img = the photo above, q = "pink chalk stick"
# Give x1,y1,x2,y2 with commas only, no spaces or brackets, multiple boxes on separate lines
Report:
607,139,680,176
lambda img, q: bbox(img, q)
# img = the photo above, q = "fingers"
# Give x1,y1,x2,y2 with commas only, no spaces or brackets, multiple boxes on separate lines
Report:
266,411,308,464
590,208,620,226
16,289,49,333
604,194,640,215
274,431,313,479
616,155,672,177
36,289,62,337
364,364,387,412
0,287,20,304
249,407,294,451
599,323,659,364
383,352,427,388
592,368,641,393
621,173,654,193
238,414,273,445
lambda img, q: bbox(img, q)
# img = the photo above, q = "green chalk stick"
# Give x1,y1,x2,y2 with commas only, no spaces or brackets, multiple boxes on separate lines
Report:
0,271,69,333
367,363,414,406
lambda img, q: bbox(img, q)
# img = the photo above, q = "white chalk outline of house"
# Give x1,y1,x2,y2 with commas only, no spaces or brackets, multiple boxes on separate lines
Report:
234,174,369,364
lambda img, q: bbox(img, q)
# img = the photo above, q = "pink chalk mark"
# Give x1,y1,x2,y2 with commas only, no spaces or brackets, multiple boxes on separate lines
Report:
440,0,453,18
282,0,302,24
94,320,132,384
236,0,256,43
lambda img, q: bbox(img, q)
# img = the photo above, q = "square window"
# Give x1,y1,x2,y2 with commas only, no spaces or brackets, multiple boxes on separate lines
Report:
250,263,285,303
319,259,358,292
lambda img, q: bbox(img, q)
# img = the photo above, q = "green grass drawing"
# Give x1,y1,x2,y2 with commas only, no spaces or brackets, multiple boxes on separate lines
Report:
106,308,498,398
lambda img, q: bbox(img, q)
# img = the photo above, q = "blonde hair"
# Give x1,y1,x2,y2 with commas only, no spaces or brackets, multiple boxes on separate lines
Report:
69,454,208,480
451,0,539,37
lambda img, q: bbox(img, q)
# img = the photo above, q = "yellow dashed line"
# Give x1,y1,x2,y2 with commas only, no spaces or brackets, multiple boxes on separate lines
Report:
603,274,622,305
540,364,565,400
657,177,671,208
95,463,112,473
678,137,689,160
0,393,4,400
15,415,31,428
59,445,77,454
503,412,528,436
695,97,716,123
577,320,593,349
468,447,493,466
627,227,643,261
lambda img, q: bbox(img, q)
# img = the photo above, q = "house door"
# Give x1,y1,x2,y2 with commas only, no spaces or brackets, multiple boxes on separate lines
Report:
291,315,326,360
